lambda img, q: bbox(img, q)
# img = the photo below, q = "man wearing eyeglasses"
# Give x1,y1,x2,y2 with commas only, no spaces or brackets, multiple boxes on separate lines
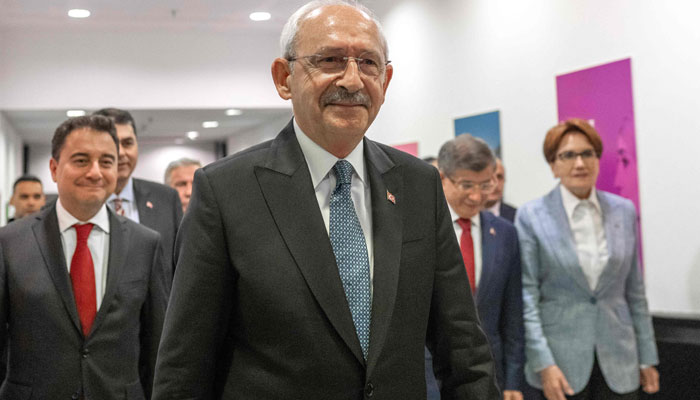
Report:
427,134,525,400
152,1,498,399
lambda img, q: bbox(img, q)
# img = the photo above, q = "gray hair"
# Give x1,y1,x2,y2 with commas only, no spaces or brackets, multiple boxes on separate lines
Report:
437,134,496,177
280,0,389,63
164,157,202,185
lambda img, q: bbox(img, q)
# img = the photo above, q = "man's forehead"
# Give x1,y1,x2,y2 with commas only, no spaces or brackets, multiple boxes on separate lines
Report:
16,181,42,192
297,5,380,48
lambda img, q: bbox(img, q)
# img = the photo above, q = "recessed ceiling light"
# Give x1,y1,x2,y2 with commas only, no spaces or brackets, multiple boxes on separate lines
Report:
202,121,219,128
225,109,242,116
249,12,271,22
68,9,91,19
66,110,86,117
187,131,199,140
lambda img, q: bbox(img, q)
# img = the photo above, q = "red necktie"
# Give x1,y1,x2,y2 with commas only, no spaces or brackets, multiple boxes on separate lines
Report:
70,223,96,336
457,218,476,293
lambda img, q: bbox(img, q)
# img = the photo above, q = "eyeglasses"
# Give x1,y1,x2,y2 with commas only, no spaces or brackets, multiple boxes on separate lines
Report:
556,149,597,163
287,54,390,77
447,176,495,194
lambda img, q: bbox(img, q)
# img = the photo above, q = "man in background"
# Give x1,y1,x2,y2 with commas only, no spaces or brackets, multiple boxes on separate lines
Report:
164,158,201,214
7,175,46,223
0,115,167,399
426,134,524,400
93,108,182,285
483,158,517,223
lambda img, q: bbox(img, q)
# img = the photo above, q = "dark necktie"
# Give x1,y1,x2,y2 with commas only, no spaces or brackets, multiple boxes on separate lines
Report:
457,218,476,293
70,223,96,336
329,160,371,359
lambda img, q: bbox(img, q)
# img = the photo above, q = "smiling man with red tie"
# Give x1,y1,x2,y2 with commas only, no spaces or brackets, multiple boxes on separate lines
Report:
0,115,167,399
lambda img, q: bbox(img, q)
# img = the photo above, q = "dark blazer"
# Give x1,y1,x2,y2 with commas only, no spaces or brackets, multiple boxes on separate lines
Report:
0,204,168,400
474,211,524,390
132,178,182,285
426,212,524,396
152,121,499,400
498,202,517,224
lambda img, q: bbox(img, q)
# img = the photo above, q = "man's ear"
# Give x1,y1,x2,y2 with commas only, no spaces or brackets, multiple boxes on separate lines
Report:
271,58,293,100
381,63,393,95
49,158,59,182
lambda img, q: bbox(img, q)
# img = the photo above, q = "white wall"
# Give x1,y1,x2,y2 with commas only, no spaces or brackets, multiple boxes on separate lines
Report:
367,0,700,315
27,142,218,194
0,112,24,224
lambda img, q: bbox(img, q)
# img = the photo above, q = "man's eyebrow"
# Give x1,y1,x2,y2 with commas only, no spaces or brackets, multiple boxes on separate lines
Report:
101,153,117,161
69,152,90,159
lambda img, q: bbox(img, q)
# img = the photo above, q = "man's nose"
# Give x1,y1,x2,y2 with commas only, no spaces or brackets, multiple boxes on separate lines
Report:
336,58,364,93
85,160,103,178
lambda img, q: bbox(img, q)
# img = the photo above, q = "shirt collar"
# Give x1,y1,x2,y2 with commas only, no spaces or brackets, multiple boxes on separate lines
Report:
294,118,367,189
448,204,481,228
560,184,602,220
56,198,111,234
108,176,135,203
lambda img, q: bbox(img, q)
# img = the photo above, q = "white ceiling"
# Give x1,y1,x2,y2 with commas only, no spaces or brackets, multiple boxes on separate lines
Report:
3,108,293,145
0,0,309,32
0,0,309,144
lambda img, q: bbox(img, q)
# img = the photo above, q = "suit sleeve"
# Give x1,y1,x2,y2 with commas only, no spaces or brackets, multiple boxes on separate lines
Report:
622,203,659,366
500,228,525,390
140,235,169,398
152,168,236,400
515,207,556,373
427,169,500,400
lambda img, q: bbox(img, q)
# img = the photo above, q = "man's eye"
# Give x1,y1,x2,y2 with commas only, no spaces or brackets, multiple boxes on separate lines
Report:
318,56,342,65
361,58,378,66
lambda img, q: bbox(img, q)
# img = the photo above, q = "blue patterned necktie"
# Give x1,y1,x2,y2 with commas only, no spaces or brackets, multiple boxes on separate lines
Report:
329,160,371,359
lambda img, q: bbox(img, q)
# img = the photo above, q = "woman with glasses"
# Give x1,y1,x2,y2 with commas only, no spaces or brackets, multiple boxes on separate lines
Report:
515,119,659,400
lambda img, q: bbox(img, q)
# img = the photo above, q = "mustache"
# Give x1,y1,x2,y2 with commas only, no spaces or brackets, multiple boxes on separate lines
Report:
321,88,371,107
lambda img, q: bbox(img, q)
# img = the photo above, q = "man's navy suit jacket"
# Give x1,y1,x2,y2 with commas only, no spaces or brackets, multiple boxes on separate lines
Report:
427,211,524,396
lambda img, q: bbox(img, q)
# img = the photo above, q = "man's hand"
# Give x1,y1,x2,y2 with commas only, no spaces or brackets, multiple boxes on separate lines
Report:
503,389,523,400
640,366,660,394
540,365,574,400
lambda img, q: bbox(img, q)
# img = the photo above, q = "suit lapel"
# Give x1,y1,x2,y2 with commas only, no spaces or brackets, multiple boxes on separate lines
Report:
32,206,83,335
541,187,594,295
133,179,153,226
255,122,365,365
89,210,129,336
594,192,623,294
364,139,402,377
476,212,496,307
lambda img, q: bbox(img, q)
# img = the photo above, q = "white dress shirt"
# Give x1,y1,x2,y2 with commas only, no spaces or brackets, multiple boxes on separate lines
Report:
448,206,483,289
294,119,375,286
56,199,111,309
107,177,140,223
560,185,609,291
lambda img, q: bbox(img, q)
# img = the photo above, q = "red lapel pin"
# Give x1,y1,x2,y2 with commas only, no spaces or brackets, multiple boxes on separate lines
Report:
386,190,396,204
489,227,496,236
146,201,154,209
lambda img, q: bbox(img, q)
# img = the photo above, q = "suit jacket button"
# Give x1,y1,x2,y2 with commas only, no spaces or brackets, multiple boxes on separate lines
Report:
71,392,80,399
365,382,374,397
590,297,597,304
82,348,90,358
